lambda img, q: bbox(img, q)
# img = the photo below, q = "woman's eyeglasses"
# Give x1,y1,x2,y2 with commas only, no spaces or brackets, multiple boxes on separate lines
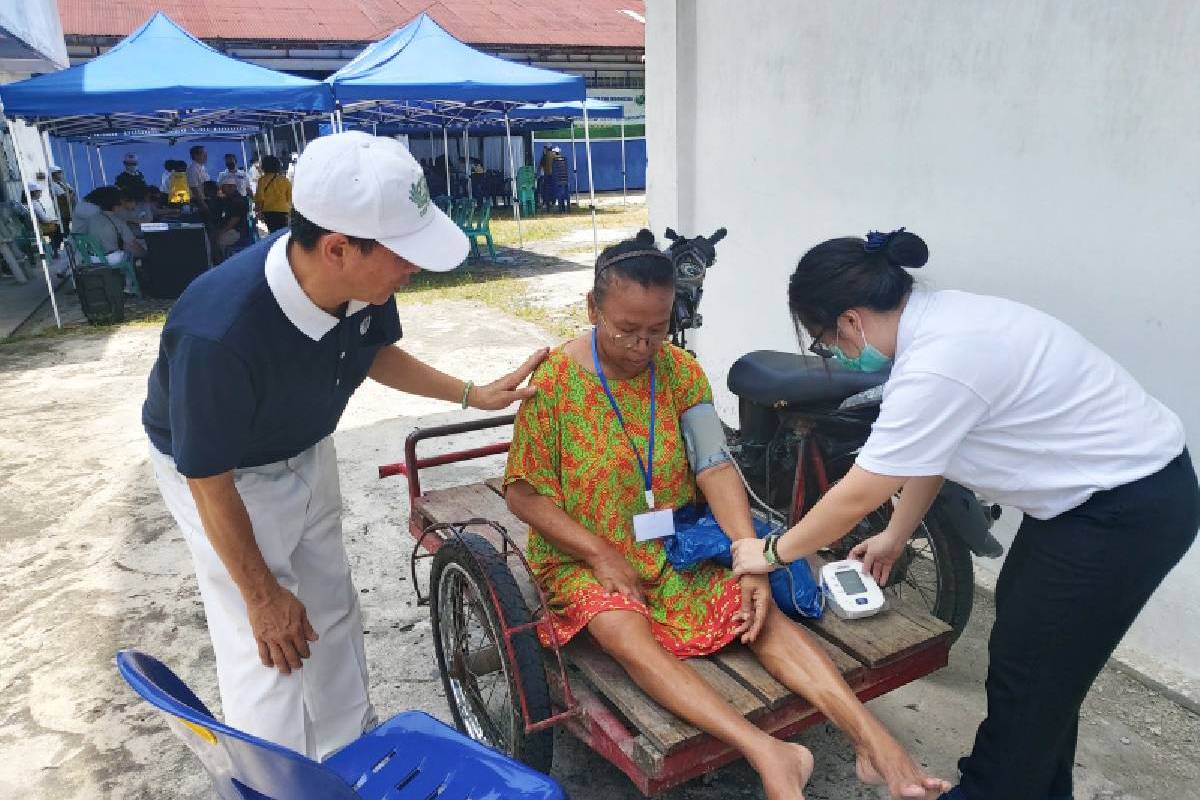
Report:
807,327,835,359
598,312,669,350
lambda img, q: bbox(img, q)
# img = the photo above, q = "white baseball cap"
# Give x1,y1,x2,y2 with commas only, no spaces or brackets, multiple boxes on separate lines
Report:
292,131,467,272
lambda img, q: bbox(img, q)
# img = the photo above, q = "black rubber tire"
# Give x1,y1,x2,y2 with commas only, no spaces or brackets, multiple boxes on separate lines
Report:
914,507,975,642
429,532,554,774
831,504,975,643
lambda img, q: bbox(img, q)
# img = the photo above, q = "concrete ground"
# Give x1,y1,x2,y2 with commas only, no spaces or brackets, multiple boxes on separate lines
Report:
1,210,1197,799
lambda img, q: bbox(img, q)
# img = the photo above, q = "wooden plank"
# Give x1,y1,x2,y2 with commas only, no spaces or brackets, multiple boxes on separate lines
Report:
564,638,699,754
711,635,865,712
711,646,793,710
413,483,537,610
686,657,765,718
800,556,952,668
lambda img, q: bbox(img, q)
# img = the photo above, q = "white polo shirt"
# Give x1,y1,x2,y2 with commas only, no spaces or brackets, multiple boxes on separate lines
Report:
856,290,1185,519
186,160,210,194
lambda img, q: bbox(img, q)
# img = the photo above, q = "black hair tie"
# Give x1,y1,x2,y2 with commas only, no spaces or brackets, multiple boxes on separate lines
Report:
864,227,906,253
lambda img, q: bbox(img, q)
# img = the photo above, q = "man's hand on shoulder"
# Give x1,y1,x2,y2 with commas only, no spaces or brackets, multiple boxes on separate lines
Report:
469,347,550,410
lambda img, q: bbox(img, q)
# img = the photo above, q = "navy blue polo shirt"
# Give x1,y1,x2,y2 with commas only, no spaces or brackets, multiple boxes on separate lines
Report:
142,231,403,478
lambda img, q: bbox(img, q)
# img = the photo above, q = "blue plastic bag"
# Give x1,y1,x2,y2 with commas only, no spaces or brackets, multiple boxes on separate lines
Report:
664,505,824,620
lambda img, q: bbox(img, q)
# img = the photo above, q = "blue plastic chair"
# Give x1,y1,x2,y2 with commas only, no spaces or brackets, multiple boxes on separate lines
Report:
116,650,566,800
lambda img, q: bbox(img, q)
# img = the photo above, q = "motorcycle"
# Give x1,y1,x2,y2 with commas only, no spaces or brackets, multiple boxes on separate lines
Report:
663,227,1003,641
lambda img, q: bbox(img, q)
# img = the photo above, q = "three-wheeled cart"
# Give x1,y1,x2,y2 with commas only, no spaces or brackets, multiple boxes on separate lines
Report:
379,415,952,796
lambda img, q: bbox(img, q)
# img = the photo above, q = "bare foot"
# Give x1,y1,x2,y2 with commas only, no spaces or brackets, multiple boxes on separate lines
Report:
749,739,814,800
856,743,951,799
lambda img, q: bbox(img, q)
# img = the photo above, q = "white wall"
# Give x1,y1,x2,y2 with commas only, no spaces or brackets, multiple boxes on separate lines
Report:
647,0,1200,691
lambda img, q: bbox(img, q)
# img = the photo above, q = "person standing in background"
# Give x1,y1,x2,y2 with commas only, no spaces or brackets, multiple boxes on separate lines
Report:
218,153,251,197
115,153,148,192
187,146,211,214
50,167,75,232
254,155,292,233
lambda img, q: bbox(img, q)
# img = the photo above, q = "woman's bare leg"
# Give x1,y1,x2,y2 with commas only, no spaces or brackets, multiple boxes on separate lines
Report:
747,604,951,800
588,609,813,800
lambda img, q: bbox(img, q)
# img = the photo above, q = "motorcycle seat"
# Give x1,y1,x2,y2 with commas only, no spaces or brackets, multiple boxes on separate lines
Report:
727,350,889,407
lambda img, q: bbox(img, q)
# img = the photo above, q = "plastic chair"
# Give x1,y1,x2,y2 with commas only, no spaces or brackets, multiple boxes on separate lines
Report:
70,233,141,298
516,166,537,217
462,198,496,260
116,650,566,800
450,197,474,228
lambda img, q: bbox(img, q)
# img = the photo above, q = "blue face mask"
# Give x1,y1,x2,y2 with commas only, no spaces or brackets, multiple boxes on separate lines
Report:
830,324,891,372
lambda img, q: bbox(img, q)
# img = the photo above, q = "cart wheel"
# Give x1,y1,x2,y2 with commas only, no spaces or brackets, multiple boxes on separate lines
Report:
430,531,554,774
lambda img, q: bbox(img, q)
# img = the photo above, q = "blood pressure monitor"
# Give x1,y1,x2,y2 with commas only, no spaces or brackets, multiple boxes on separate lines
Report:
820,560,886,620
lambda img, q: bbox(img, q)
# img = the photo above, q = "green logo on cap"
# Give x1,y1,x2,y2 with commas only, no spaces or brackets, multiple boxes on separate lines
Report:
410,176,431,216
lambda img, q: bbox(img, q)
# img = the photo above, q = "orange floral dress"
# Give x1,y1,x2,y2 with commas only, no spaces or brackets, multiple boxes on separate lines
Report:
504,343,742,657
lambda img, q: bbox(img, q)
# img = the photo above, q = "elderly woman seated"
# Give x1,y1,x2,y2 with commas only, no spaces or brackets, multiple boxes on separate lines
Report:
504,231,950,800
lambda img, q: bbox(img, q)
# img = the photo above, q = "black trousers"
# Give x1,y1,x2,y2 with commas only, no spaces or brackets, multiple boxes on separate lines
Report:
262,211,290,233
949,449,1198,800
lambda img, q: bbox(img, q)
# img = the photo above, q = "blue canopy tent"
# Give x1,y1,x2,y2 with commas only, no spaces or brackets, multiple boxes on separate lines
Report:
325,13,606,251
328,14,582,104
0,12,334,326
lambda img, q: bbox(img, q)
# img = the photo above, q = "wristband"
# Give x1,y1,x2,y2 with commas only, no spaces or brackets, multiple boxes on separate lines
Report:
461,380,474,409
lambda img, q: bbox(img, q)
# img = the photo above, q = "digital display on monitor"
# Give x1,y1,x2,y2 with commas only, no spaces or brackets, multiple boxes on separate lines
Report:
836,569,868,595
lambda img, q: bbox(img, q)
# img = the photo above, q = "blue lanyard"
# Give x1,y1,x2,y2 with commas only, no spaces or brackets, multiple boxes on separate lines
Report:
591,327,657,509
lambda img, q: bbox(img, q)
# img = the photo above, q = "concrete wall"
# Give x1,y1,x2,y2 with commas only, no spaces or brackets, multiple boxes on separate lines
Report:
646,0,1200,693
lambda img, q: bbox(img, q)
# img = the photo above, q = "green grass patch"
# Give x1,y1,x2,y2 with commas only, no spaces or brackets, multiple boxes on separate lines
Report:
489,203,649,247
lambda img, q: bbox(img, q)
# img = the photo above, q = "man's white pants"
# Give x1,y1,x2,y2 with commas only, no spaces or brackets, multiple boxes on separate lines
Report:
150,437,376,759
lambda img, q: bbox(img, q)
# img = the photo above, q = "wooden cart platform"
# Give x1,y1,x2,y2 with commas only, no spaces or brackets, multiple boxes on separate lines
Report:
412,479,952,796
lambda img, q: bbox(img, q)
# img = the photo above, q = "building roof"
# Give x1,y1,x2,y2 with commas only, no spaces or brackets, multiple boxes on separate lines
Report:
58,0,646,49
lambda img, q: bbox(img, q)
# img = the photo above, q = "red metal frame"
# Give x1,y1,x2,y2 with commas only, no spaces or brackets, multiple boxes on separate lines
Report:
379,415,578,736
381,416,951,797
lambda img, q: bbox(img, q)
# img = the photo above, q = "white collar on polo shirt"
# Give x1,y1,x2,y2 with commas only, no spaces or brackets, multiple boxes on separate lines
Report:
265,233,368,342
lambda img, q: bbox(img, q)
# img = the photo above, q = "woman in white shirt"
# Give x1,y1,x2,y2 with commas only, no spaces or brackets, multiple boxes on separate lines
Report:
732,229,1197,800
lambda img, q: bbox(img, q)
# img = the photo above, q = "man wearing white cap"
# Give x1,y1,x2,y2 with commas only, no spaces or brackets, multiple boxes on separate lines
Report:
115,152,147,192
142,132,546,757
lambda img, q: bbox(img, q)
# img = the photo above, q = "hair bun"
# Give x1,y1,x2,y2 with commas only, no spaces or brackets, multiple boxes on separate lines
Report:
634,228,656,247
865,228,928,269
885,231,928,269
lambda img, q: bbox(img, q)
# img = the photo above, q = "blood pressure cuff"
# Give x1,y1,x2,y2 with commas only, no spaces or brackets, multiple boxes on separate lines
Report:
680,402,730,475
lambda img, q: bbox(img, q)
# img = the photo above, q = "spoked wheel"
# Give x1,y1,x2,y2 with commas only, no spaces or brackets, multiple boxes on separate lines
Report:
429,532,554,773
828,499,974,642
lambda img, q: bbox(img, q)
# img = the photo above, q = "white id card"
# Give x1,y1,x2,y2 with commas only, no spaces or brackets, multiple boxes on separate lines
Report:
633,508,675,542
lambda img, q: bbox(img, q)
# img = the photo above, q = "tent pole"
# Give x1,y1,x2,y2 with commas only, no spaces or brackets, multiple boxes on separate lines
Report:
503,112,523,248
95,146,107,183
85,143,95,191
9,122,61,329
463,125,472,200
582,106,598,258
442,126,451,200
620,119,627,207
68,141,80,206
239,139,249,172
291,121,301,151
569,123,578,208
299,122,308,149
36,129,62,228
